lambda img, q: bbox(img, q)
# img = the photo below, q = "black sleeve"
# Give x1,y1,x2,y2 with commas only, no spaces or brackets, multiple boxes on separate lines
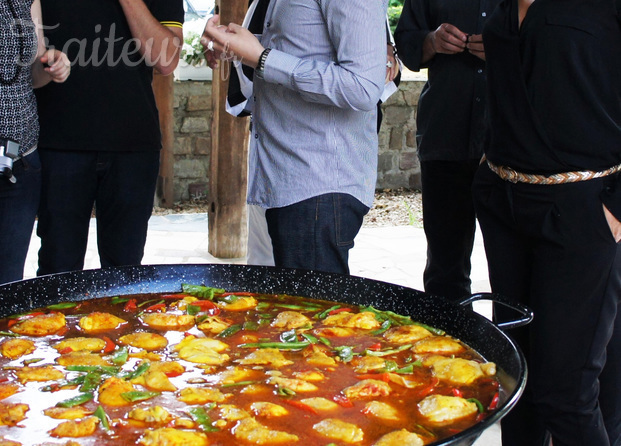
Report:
394,0,432,71
150,0,184,27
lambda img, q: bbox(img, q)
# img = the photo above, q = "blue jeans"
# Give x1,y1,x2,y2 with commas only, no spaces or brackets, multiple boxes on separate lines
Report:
37,149,160,275
0,151,41,284
265,193,369,275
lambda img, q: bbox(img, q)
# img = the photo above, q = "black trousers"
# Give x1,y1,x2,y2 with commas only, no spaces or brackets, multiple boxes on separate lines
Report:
37,149,160,275
420,159,480,300
473,164,621,446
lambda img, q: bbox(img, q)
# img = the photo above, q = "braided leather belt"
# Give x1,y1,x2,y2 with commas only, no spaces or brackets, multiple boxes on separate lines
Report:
486,159,621,185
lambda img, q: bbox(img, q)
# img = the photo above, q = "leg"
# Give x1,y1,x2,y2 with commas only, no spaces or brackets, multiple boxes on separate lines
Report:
247,204,274,266
473,164,550,445
37,149,97,275
265,193,368,275
94,151,159,268
0,151,41,284
421,159,479,299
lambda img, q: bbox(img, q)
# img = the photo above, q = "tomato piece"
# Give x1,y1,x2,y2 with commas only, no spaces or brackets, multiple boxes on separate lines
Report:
123,299,137,312
333,393,354,408
102,336,116,353
284,400,318,414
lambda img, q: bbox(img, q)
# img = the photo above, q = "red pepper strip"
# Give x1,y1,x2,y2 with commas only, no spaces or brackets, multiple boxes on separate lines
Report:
123,299,137,312
0,377,10,383
161,294,190,299
488,392,500,410
452,388,464,398
367,343,382,351
7,320,17,328
164,370,183,378
58,347,74,355
328,308,354,316
415,377,439,399
333,394,354,408
284,400,318,414
192,300,220,312
102,336,116,354
356,373,391,383
144,303,166,313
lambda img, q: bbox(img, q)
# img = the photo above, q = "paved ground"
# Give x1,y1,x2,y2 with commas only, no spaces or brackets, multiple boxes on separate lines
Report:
23,213,501,445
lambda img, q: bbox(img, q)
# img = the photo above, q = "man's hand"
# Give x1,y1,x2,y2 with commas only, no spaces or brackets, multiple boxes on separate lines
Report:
466,34,485,61
604,204,621,243
40,49,70,83
201,15,264,70
385,45,399,84
429,23,468,55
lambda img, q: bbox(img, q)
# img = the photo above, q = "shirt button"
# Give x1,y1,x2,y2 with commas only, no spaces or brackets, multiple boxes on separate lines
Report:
255,134,259,139
482,12,487,17
266,21,271,27
476,97,481,102
478,69,483,74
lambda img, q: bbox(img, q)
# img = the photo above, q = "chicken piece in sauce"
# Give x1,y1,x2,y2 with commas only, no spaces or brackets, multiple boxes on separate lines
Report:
363,401,401,422
140,314,195,331
372,429,424,446
302,345,336,367
216,296,258,312
0,384,19,401
10,313,66,337
49,417,99,438
173,336,229,365
79,312,126,333
97,377,136,406
417,394,478,425
53,337,105,353
118,332,168,351
313,418,364,443
299,397,339,412
177,387,227,404
0,339,35,359
138,427,208,446
412,336,466,355
250,402,289,418
14,365,64,383
267,375,318,393
56,351,111,367
322,311,381,330
237,348,293,368
271,311,312,329
197,315,233,335
233,417,299,444
128,406,173,426
343,379,392,400
0,402,28,426
423,356,495,385
132,361,184,392
383,325,433,344
44,407,93,420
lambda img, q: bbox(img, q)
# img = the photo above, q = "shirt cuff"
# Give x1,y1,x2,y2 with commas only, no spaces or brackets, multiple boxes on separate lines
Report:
261,49,300,87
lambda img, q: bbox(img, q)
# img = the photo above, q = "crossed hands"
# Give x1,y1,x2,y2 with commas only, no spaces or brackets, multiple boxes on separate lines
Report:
40,48,70,83
429,23,485,61
200,15,265,70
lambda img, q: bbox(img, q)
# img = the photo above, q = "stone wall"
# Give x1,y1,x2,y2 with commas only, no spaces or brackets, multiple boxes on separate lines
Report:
172,77,424,202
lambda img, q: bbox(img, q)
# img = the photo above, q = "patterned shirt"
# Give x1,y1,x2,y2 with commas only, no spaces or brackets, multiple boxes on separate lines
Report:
247,0,388,209
0,0,38,155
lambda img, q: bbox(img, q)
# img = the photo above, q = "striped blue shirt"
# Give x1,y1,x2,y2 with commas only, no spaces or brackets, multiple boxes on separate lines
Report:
247,0,389,209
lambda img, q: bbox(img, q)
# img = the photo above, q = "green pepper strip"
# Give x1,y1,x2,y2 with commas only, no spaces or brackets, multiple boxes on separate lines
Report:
110,296,129,305
56,392,94,408
370,320,391,336
315,305,341,319
277,386,296,397
189,406,219,432
137,298,164,308
47,302,78,310
94,405,110,430
120,362,151,380
80,371,104,393
413,321,446,336
334,346,355,363
365,344,412,357
182,284,225,300
468,398,485,413
274,303,323,311
65,365,120,375
111,347,129,366
239,341,310,350
0,331,20,337
221,380,258,388
121,390,160,402
301,333,319,344
41,375,86,392
243,321,259,331
217,324,243,338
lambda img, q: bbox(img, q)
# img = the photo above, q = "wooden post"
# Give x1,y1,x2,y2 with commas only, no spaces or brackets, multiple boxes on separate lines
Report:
153,72,175,208
209,0,250,258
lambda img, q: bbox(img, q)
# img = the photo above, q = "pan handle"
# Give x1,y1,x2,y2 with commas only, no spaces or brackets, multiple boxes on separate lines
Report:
458,292,534,330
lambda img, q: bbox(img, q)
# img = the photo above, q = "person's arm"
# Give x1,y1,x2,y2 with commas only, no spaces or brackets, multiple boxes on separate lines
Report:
202,0,386,112
30,0,70,88
118,0,183,75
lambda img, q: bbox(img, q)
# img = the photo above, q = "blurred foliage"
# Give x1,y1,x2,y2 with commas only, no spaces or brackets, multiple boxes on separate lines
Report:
388,0,404,33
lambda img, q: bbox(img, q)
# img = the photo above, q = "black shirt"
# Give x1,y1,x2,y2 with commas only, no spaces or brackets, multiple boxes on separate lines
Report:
35,0,184,152
483,0,621,217
394,0,501,161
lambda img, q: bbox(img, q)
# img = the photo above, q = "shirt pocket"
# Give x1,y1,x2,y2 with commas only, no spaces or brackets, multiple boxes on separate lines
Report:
545,14,600,38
